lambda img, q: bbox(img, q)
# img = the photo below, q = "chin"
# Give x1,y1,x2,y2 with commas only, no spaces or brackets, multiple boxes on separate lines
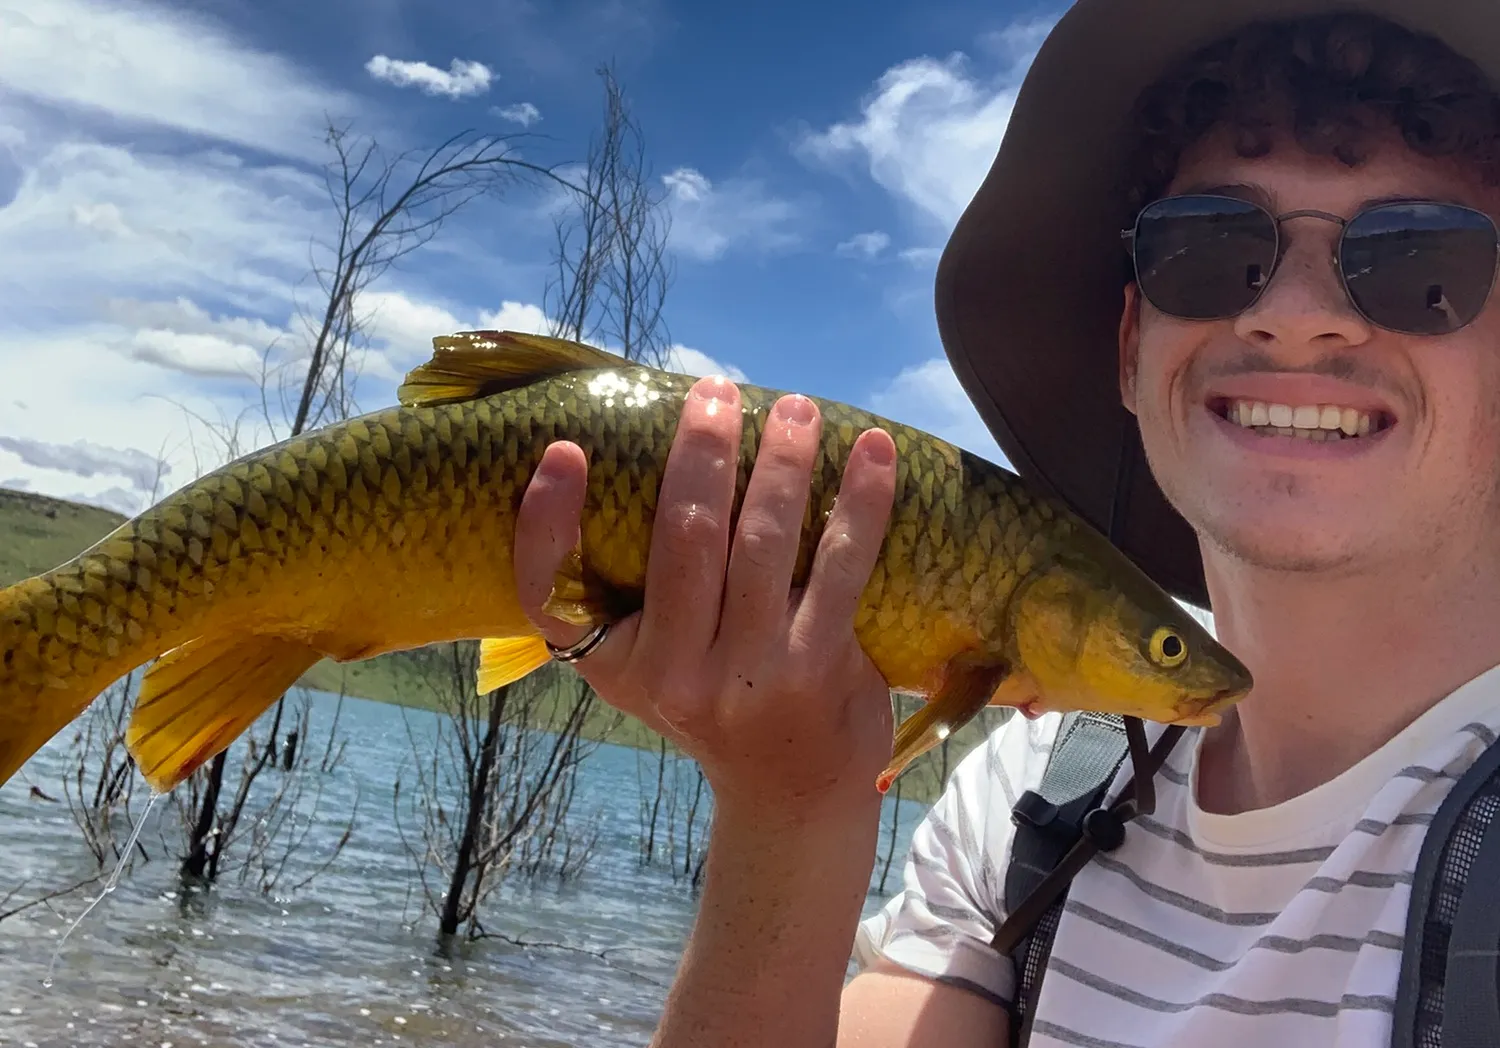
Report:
1164,479,1381,574
1197,521,1364,573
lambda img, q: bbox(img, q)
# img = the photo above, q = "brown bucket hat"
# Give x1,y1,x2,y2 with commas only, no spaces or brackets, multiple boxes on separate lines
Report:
935,0,1500,607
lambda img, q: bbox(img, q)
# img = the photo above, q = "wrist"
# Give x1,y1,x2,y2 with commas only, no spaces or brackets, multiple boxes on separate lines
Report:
709,772,886,838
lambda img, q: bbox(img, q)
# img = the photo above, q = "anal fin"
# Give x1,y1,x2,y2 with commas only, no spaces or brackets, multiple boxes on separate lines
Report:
876,659,1014,794
475,543,639,693
478,636,552,693
126,634,322,793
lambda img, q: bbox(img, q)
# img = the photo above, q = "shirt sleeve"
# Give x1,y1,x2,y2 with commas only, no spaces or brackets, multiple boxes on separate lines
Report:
851,711,1060,1008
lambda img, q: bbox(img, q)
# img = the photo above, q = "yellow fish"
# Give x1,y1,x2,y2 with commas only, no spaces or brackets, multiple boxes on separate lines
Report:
0,331,1251,795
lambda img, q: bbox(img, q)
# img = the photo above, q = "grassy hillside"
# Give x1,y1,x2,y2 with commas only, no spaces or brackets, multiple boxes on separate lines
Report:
0,486,1000,803
0,488,129,584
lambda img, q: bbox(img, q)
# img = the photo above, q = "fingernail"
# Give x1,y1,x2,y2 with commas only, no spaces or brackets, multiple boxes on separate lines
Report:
692,376,738,403
862,429,895,465
776,394,816,426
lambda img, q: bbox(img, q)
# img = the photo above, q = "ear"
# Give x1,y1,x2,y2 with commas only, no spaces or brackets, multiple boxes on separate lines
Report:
1118,282,1142,415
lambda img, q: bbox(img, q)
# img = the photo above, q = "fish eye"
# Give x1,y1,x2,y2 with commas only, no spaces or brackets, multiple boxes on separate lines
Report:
1149,626,1188,668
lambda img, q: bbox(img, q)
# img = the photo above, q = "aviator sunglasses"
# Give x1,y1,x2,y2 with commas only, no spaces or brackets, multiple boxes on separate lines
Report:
1121,193,1500,335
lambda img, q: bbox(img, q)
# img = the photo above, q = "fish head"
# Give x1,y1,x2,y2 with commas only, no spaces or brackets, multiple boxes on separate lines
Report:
1004,540,1252,726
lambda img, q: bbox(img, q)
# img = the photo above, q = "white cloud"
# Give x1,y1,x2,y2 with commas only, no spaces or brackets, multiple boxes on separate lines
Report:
0,436,168,493
796,19,1053,229
365,55,494,100
0,0,355,160
866,358,1008,464
836,231,890,259
476,301,551,335
0,4,555,518
666,344,748,383
492,102,542,127
898,246,943,267
661,167,801,261
0,140,326,313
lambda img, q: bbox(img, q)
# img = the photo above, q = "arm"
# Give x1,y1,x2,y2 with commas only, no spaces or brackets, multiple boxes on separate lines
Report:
512,381,1009,1047
841,961,1010,1047
651,800,1009,1048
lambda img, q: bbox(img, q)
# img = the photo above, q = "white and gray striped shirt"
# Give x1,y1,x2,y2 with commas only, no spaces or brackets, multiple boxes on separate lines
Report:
853,662,1500,1047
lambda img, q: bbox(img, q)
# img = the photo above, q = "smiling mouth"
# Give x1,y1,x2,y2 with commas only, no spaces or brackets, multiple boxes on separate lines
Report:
1208,398,1396,442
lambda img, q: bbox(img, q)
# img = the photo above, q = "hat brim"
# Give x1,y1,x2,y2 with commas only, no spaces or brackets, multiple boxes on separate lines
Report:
936,0,1500,607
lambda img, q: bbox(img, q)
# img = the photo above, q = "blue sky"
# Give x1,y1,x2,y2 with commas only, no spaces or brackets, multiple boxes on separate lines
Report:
0,0,1064,515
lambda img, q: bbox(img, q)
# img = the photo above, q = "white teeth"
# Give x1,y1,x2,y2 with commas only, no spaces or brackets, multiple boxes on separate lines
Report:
1221,399,1379,440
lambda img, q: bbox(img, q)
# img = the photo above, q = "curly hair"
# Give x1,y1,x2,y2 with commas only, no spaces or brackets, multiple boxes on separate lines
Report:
1125,14,1500,212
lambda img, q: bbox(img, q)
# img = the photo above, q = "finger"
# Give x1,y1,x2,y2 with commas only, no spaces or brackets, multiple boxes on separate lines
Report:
716,394,821,665
632,376,745,670
792,427,897,654
513,440,639,684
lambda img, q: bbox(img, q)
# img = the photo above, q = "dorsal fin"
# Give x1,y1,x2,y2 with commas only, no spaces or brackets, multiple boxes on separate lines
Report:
396,330,630,407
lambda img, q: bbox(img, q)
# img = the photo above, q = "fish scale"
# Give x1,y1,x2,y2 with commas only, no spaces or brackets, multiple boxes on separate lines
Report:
0,330,1251,794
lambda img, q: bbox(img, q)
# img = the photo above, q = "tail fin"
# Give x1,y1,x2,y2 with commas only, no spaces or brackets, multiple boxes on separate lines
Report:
0,578,101,787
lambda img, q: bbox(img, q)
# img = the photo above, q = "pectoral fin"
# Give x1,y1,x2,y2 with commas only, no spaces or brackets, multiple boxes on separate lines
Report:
126,633,322,793
876,659,1014,794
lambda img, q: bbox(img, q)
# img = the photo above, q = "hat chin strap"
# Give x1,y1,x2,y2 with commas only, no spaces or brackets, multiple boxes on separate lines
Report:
989,717,1184,954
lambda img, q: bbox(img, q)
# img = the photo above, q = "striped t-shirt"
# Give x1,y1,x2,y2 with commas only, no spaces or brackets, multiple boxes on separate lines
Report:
853,662,1500,1047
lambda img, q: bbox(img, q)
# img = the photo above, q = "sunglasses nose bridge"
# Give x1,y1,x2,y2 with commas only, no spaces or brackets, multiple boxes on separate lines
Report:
1234,227,1374,348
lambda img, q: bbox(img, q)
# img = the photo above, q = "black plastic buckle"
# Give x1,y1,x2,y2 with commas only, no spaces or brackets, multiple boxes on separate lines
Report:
1081,807,1126,851
1011,790,1059,831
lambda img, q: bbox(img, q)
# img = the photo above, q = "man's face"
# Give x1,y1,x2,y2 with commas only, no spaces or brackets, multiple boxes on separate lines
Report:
1120,122,1500,578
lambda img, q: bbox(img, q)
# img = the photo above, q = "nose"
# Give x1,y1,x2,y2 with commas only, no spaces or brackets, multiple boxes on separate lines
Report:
1232,220,1375,352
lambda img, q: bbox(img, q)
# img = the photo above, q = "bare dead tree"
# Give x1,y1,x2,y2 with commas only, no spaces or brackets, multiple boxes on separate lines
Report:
545,63,674,366
536,64,720,890
60,672,152,870
393,644,603,940
177,122,574,885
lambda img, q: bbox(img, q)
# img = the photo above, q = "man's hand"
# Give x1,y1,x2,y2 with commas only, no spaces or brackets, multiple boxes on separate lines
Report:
513,376,899,817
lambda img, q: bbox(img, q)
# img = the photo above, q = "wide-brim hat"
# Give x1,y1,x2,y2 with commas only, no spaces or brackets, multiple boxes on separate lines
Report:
936,0,1500,607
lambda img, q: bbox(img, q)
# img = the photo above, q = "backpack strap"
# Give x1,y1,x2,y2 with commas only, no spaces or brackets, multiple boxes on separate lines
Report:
994,712,1186,1046
1391,733,1500,1048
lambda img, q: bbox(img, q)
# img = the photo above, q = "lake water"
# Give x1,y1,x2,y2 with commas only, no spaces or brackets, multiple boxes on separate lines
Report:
0,690,929,1047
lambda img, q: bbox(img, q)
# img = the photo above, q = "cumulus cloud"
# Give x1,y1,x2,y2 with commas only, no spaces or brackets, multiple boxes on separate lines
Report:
365,55,494,99
0,436,169,493
477,301,551,335
0,140,326,314
796,18,1054,229
666,344,748,382
661,167,801,261
866,358,1007,463
0,0,355,161
125,329,264,381
492,102,542,127
836,231,890,259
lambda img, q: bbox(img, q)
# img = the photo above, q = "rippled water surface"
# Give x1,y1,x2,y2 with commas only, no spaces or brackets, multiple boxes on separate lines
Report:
0,691,922,1047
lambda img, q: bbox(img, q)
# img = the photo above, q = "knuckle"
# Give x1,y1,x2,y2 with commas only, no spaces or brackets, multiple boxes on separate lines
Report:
757,430,817,473
735,509,795,570
820,527,876,581
653,499,726,560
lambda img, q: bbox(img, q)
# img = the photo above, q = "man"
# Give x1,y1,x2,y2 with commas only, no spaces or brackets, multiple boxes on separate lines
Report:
511,0,1500,1045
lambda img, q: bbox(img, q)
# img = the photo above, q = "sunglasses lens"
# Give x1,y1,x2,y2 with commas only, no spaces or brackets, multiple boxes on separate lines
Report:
1342,203,1498,334
1132,196,1278,319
